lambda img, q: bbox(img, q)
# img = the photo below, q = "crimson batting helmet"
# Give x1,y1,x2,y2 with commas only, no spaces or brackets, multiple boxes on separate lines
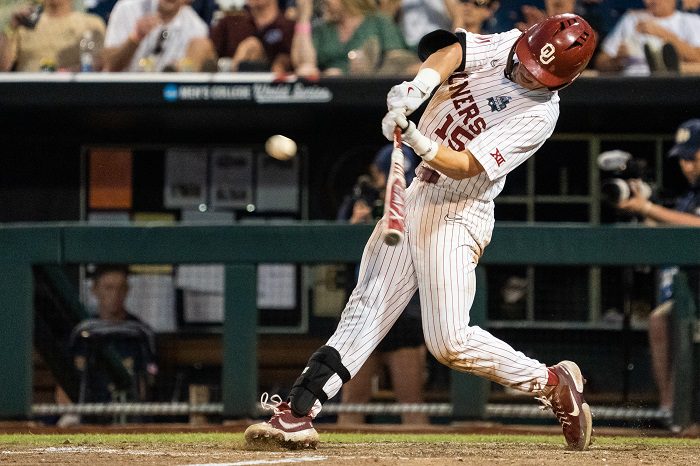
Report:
505,14,597,91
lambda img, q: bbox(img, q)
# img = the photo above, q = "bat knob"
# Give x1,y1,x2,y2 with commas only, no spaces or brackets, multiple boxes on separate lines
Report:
383,230,403,246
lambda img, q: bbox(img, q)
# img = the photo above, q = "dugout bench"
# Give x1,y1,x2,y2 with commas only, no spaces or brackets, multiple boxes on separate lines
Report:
0,223,698,426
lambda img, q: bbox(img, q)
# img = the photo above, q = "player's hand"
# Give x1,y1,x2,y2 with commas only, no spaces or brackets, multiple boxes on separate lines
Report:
387,69,442,115
381,110,409,141
386,81,428,115
385,111,438,160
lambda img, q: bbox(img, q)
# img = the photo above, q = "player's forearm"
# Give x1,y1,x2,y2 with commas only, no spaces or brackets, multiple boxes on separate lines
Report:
425,146,484,180
389,112,484,179
421,43,462,82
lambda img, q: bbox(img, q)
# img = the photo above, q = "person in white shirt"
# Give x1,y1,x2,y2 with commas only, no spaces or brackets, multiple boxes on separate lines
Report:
103,0,215,72
595,0,700,75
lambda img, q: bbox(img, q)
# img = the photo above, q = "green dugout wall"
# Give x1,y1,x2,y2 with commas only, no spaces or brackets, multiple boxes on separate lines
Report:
0,223,698,420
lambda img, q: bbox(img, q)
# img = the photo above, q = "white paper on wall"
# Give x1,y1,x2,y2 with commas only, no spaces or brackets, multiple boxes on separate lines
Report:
210,148,254,209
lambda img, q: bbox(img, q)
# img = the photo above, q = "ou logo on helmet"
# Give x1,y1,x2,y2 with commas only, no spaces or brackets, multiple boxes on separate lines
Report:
539,43,556,64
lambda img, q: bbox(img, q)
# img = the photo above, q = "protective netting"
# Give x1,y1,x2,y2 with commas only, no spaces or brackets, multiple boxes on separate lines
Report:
32,402,670,421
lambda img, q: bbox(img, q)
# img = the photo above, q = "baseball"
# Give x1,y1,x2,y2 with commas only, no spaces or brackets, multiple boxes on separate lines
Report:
265,135,297,161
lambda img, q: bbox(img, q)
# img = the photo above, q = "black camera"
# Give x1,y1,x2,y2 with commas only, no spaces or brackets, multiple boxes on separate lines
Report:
597,150,653,206
351,175,383,218
352,175,379,205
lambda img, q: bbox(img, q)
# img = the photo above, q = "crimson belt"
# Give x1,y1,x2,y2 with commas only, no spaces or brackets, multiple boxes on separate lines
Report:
416,165,440,183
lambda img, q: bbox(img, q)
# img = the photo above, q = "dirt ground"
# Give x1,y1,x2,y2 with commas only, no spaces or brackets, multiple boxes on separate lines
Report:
2,439,699,465
1,423,699,466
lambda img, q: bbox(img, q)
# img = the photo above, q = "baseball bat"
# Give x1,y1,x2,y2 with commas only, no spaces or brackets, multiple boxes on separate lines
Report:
382,127,406,246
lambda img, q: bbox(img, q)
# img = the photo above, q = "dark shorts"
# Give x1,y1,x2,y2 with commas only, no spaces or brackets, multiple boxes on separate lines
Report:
376,312,424,353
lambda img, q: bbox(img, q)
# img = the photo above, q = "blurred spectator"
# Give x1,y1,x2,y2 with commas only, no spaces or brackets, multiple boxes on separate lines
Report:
84,0,218,24
497,1,611,40
594,0,700,75
0,0,106,71
189,0,219,24
615,119,700,428
397,0,454,51
291,0,416,77
210,0,294,73
681,0,700,13
84,0,119,23
57,264,158,426
515,0,575,31
452,0,500,33
103,0,216,72
335,146,429,425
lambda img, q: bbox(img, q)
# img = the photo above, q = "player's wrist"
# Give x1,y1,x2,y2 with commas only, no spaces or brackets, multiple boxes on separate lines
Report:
418,141,438,161
411,68,441,97
402,121,437,161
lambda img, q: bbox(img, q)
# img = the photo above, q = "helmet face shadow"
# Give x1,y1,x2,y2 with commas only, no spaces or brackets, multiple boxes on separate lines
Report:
505,14,597,91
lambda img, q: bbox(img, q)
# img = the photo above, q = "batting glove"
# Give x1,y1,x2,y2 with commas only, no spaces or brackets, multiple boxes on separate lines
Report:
385,111,438,162
381,110,401,141
386,68,441,116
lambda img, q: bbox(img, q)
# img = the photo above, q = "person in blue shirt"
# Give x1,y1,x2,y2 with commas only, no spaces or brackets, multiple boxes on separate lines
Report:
617,119,700,427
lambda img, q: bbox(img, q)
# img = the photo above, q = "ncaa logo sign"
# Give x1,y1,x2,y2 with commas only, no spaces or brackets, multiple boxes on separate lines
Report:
539,43,556,64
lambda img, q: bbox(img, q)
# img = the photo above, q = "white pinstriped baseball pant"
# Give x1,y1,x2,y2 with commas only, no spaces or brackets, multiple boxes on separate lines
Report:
312,180,549,417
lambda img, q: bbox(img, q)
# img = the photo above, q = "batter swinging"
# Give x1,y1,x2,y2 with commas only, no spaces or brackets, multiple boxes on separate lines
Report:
245,14,597,451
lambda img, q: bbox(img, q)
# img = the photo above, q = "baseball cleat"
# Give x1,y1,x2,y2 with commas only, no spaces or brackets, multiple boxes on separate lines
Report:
536,360,593,450
244,393,319,450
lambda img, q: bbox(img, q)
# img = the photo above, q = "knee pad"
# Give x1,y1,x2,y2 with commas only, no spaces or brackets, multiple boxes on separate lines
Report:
288,345,350,417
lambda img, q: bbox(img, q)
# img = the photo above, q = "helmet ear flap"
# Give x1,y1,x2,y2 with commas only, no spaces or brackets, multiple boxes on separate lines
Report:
503,35,521,83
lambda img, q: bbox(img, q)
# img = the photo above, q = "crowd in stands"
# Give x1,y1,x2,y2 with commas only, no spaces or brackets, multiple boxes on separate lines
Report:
1,0,699,74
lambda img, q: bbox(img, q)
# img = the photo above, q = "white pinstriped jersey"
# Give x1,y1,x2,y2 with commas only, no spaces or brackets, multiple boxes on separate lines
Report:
313,28,557,417
418,28,560,203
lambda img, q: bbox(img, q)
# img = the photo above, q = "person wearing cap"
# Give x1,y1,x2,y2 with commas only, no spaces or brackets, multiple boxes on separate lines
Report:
334,146,429,425
617,119,700,429
618,119,700,225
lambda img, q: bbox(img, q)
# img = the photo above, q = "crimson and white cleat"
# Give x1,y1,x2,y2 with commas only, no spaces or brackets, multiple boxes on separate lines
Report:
244,393,319,450
536,360,593,451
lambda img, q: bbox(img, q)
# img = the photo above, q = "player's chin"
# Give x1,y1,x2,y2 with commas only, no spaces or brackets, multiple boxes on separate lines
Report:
518,77,546,91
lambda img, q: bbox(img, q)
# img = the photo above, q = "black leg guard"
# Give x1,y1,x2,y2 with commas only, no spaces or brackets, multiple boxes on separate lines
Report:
288,345,351,417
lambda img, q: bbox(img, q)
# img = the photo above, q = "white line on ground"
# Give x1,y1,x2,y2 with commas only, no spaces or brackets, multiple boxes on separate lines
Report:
186,457,327,466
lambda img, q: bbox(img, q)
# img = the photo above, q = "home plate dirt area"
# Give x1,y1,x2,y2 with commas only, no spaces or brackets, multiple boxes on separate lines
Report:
1,422,699,465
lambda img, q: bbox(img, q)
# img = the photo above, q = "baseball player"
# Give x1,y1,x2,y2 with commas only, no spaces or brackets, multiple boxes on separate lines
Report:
245,13,597,451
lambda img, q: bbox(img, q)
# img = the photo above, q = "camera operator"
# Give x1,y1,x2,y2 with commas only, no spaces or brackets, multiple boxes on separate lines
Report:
615,119,700,428
616,120,700,226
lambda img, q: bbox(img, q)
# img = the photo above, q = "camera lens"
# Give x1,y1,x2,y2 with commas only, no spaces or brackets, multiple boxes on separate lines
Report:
601,178,630,205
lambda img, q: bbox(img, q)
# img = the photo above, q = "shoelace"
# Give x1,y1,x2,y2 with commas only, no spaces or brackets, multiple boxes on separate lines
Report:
260,392,285,415
535,394,571,427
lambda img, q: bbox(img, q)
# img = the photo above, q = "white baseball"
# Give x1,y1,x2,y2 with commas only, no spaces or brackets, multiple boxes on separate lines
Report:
265,135,297,161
